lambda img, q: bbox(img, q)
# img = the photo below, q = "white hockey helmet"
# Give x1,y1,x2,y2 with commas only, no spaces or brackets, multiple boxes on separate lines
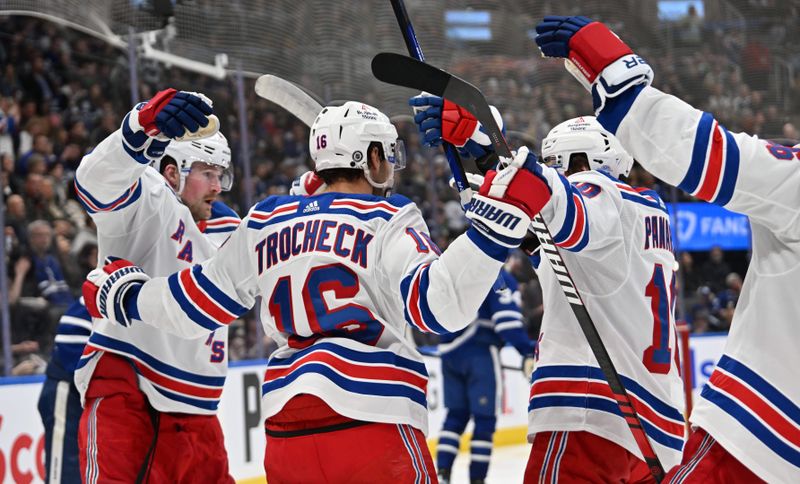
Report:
153,132,233,192
309,101,406,189
541,116,633,179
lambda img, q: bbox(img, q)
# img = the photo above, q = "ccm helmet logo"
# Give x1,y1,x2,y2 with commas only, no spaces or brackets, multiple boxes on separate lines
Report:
468,199,522,230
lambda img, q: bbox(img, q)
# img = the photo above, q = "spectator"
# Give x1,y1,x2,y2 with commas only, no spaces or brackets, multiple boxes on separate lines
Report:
17,133,55,174
717,272,743,330
21,219,74,306
679,251,703,295
701,246,732,292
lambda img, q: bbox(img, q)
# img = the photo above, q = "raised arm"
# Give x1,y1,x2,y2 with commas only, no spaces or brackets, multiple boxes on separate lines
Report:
82,207,260,339
75,89,214,220
535,16,800,238
377,146,548,335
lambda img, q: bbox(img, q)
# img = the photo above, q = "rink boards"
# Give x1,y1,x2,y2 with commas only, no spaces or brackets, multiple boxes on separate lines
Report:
0,333,726,482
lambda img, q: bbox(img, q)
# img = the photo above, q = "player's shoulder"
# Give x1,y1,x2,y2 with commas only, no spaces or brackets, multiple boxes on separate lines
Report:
247,193,416,229
210,200,240,220
581,170,668,214
201,201,241,234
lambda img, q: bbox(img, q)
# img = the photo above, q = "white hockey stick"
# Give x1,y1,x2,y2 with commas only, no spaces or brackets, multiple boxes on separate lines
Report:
254,75,323,127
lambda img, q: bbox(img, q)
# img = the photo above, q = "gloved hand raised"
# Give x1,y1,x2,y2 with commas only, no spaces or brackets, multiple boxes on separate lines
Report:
83,257,149,327
121,89,218,162
409,93,505,160
465,146,552,249
534,16,653,112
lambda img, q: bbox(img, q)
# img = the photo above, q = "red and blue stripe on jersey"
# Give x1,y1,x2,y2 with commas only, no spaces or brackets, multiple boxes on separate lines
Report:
198,201,240,234
401,262,450,335
701,355,800,468
246,193,412,231
74,177,142,214
529,365,685,451
678,112,740,206
551,175,590,252
594,170,669,214
77,332,226,411
168,264,249,331
261,342,428,408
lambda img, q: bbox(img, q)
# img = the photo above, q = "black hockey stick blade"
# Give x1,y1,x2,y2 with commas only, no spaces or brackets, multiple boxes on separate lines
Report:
371,52,511,158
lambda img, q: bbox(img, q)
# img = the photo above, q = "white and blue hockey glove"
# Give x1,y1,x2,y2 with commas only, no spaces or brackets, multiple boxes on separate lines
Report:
409,93,505,160
534,16,653,113
466,146,552,249
289,170,327,196
83,257,149,327
121,89,218,163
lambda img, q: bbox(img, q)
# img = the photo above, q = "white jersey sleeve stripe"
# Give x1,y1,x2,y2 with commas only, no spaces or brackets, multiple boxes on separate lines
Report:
677,112,740,206
167,265,249,330
74,178,142,214
550,175,590,252
400,263,449,334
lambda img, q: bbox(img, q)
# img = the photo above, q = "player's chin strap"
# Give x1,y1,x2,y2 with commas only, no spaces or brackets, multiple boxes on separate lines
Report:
365,169,394,192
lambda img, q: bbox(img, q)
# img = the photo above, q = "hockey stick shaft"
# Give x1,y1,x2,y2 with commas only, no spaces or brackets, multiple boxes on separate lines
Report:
388,0,474,208
371,53,665,482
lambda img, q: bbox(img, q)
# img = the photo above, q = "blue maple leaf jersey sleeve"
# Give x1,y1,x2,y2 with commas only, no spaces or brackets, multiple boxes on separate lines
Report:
489,270,534,357
602,85,800,239
374,203,506,335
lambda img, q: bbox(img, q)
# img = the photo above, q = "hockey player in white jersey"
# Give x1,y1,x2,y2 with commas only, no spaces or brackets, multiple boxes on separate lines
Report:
81,99,551,482
411,95,685,480
73,89,238,482
536,15,800,483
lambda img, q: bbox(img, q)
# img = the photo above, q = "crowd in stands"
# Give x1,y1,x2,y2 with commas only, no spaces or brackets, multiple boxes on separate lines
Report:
2,9,794,373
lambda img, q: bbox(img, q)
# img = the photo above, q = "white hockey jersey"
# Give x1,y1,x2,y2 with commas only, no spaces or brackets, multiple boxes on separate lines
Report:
597,84,800,482
528,167,686,470
73,130,240,415
131,192,508,434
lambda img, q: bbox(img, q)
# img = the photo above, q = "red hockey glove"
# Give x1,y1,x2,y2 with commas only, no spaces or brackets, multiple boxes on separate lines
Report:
83,257,149,327
466,147,552,249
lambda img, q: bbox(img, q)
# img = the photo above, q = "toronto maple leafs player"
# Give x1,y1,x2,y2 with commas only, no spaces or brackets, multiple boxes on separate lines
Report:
411,92,686,481
435,268,535,484
536,15,800,483
37,298,93,484
81,99,551,482
73,89,238,482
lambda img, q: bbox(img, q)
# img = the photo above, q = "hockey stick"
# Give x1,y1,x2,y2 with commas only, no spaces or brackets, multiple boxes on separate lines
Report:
387,0,474,209
254,75,323,127
371,52,666,482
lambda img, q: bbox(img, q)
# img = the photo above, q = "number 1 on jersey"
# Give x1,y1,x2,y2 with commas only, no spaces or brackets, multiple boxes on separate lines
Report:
643,264,674,374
